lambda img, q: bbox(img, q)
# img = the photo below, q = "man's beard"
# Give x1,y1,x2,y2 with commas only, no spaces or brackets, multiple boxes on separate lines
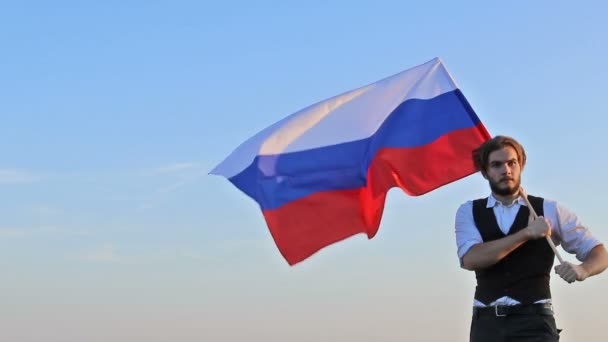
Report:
489,177,520,196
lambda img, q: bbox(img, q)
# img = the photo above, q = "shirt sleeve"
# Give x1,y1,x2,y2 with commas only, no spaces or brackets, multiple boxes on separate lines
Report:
455,201,483,266
544,199,602,262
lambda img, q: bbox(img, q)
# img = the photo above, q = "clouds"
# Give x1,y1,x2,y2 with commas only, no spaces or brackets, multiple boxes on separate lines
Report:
82,244,121,262
138,161,208,209
153,162,199,174
0,169,40,184
77,243,220,265
0,228,28,238
0,225,91,238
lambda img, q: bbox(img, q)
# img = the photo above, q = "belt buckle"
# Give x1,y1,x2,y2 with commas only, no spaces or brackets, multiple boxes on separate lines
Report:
542,302,554,314
495,305,507,317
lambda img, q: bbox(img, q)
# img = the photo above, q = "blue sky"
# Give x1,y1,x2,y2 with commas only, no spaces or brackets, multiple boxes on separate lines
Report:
2,1,608,341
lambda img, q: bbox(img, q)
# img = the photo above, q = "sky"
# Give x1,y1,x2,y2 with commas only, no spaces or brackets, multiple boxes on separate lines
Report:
1,1,608,341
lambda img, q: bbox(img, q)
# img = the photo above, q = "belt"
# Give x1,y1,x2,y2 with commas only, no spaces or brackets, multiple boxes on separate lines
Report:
473,303,554,318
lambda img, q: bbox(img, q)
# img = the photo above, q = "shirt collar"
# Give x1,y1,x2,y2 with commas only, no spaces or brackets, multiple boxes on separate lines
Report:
487,193,528,208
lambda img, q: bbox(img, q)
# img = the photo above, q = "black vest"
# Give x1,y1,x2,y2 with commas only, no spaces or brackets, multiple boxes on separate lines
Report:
472,195,555,304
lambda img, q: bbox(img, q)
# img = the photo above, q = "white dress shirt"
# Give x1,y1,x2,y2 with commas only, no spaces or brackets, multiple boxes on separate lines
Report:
455,194,602,307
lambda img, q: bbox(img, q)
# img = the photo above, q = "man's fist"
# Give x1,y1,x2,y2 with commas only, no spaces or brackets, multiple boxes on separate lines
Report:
555,262,589,283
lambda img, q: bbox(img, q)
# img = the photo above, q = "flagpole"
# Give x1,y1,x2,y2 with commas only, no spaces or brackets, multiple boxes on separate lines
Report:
519,187,564,264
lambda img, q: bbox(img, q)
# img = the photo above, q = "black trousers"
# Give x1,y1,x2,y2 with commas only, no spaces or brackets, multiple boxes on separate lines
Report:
470,306,561,342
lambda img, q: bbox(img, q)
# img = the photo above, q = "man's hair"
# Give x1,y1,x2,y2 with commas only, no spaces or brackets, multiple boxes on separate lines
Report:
473,135,527,174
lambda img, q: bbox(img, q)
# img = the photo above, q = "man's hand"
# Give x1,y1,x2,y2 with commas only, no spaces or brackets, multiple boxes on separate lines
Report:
555,262,590,283
524,216,551,240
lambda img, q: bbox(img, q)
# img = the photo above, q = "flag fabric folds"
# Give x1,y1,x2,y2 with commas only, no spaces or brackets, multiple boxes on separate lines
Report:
211,58,491,265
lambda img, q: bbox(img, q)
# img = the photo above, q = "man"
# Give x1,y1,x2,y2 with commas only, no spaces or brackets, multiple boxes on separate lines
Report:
455,135,608,341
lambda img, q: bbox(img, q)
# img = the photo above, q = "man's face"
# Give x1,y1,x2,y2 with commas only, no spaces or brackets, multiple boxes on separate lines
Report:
484,146,522,196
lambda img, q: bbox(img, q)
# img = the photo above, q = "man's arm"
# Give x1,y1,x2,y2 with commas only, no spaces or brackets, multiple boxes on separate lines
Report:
549,201,608,283
554,244,608,283
462,217,551,271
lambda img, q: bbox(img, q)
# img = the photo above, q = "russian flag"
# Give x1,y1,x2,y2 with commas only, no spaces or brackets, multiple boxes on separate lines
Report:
211,58,491,265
